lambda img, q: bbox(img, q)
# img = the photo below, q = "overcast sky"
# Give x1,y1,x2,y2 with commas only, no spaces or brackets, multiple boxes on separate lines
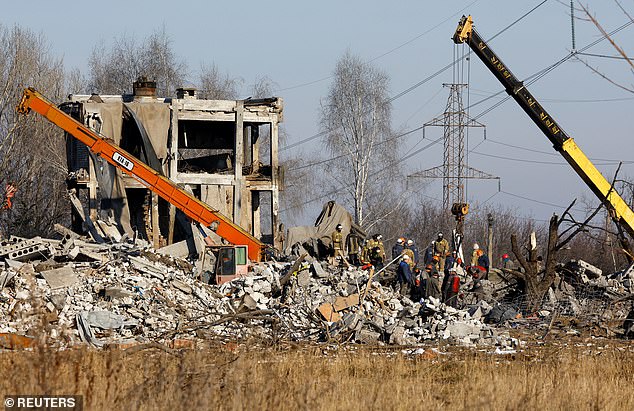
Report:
5,0,634,226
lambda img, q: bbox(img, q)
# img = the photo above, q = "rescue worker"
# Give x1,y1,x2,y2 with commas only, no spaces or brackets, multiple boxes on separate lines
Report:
361,236,377,264
433,232,449,272
444,250,457,276
424,263,442,300
471,243,480,266
477,249,490,280
423,241,434,265
392,237,405,260
330,224,344,265
396,254,414,297
405,239,419,266
411,267,424,301
430,254,440,272
375,234,386,263
442,267,461,308
501,253,520,271
501,253,511,268
403,245,415,269
467,265,485,300
346,232,361,266
369,234,385,269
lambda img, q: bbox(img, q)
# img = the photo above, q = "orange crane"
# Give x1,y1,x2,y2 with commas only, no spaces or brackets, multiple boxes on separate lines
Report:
17,87,265,262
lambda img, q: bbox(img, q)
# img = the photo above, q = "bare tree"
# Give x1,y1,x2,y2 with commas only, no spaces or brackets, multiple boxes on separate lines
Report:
88,27,187,96
0,24,69,237
575,2,634,93
506,215,560,313
198,62,243,100
249,75,277,99
319,51,397,228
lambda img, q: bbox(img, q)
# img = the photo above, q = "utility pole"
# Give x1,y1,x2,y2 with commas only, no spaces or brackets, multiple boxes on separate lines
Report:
487,213,493,267
409,84,498,213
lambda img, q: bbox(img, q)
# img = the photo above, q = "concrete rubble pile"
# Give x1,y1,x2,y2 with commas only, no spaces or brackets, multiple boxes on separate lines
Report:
537,259,634,322
0,235,521,349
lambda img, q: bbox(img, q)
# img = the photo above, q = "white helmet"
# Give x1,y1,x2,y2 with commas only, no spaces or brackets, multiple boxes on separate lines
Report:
473,243,479,250
396,238,404,244
407,239,414,246
402,254,410,260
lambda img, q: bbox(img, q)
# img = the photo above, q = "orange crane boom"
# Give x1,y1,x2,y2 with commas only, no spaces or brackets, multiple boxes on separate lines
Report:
17,87,264,261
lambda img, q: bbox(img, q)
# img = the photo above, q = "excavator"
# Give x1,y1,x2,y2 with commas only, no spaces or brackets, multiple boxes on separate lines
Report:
17,87,265,283
453,15,634,257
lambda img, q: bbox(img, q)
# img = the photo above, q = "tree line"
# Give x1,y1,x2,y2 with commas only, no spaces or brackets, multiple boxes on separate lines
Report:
1,7,633,280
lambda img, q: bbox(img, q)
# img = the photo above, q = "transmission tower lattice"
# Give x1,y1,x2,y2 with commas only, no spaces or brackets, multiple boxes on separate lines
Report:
409,83,499,211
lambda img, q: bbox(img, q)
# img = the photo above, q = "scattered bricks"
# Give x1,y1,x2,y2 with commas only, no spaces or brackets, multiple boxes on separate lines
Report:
0,231,535,349
168,338,196,349
318,303,342,322
0,333,35,349
333,294,360,312
103,340,144,350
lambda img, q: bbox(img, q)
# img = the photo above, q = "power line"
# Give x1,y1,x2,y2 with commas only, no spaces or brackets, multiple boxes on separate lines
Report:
487,0,551,42
282,2,578,212
281,135,444,212
287,126,423,172
471,149,634,166
281,1,551,152
468,88,634,103
500,190,586,212
275,0,484,93
369,0,483,63
576,51,634,60
469,19,634,120
485,138,634,163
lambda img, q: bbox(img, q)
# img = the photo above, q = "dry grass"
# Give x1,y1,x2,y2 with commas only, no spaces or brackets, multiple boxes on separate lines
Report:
1,340,633,410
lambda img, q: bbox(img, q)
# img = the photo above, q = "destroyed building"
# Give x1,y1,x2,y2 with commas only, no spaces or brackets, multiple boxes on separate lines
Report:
61,78,283,250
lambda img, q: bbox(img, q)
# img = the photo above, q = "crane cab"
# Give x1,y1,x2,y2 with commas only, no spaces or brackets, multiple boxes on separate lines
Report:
213,245,249,285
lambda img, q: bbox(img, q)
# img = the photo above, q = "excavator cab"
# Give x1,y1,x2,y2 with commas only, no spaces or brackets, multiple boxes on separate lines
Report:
213,245,249,285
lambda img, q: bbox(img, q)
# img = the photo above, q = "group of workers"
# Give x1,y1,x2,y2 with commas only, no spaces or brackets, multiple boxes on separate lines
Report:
394,233,491,308
331,224,386,268
330,224,495,308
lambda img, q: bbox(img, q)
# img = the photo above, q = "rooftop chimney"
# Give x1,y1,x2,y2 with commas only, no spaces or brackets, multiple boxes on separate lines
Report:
176,87,197,99
133,76,157,98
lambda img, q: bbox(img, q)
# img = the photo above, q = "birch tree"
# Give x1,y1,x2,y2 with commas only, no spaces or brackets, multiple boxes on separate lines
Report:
319,51,395,227
198,62,243,100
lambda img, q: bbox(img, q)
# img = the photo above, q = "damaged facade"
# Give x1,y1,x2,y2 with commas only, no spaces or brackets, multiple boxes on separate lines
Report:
62,78,283,250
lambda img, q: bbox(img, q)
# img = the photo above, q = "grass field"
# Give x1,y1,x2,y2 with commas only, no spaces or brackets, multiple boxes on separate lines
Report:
1,338,633,410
